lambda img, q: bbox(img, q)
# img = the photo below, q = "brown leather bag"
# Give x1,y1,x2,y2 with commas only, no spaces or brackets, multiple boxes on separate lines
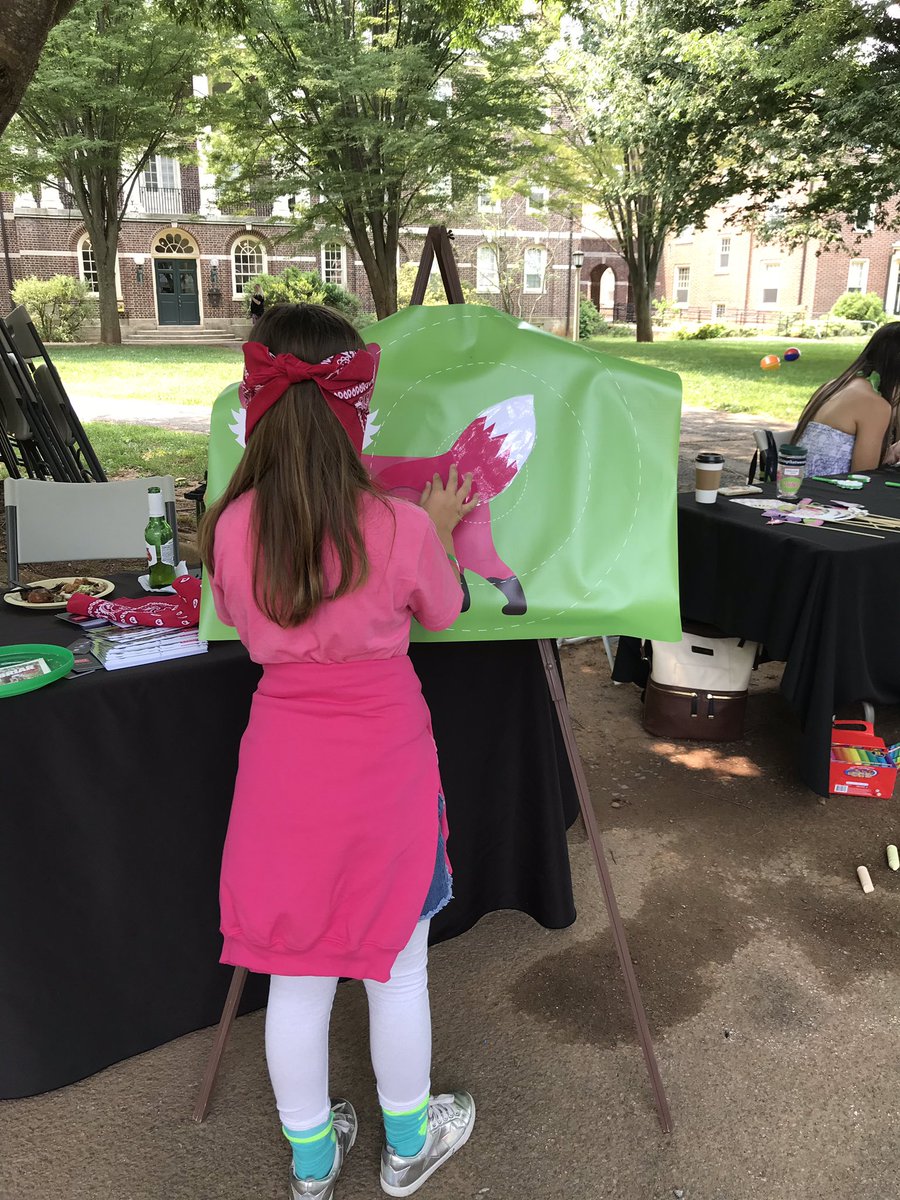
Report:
642,677,748,742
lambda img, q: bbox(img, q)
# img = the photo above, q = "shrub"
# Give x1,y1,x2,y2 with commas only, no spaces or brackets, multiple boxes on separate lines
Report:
246,268,366,326
396,261,479,308
579,299,608,339
674,322,730,340
11,275,96,342
831,291,886,325
604,322,638,338
652,297,680,326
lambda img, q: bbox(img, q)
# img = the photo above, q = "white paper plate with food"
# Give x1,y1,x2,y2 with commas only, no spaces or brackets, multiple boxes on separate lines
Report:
3,577,114,611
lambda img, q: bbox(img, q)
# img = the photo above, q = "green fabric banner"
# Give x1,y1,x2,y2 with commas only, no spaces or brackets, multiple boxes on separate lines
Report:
199,305,681,644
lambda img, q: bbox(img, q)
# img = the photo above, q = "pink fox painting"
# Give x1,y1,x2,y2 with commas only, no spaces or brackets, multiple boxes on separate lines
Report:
362,395,536,615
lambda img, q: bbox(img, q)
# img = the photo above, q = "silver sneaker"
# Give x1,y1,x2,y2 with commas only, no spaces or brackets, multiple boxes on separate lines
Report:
289,1100,358,1200
380,1092,476,1197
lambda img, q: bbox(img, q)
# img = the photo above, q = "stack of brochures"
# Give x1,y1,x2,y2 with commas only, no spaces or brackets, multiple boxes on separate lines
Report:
85,623,208,671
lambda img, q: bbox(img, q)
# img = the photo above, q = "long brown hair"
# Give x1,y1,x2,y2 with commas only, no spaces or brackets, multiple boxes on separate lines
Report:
792,322,900,456
200,303,385,627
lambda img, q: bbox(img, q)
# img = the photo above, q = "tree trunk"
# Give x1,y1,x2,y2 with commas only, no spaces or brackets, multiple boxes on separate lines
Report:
0,0,78,137
626,248,657,343
633,274,653,343
92,228,121,345
344,209,398,320
369,253,398,320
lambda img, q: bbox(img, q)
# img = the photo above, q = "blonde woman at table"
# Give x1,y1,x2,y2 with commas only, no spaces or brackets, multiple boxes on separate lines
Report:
199,304,477,1200
792,323,900,475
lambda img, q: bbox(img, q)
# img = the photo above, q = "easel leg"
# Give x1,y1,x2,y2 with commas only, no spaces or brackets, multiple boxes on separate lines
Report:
539,639,673,1133
192,966,250,1123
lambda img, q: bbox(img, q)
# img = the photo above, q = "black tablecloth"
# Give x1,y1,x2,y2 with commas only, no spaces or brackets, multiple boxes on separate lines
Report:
0,579,577,1099
617,472,900,793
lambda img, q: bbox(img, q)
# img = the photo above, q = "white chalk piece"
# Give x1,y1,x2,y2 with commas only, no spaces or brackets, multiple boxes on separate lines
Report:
857,865,875,893
887,845,900,872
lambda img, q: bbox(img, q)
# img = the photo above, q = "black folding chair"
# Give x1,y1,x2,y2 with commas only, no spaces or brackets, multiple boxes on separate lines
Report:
4,306,106,482
0,355,61,480
0,342,79,482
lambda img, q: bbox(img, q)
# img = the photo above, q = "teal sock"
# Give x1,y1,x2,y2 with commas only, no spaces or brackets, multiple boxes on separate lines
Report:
382,1098,429,1157
283,1115,336,1181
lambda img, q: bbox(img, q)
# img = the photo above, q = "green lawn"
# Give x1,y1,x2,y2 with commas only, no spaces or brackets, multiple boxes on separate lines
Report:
51,336,868,428
18,335,868,483
83,423,208,482
53,344,241,408
586,335,868,425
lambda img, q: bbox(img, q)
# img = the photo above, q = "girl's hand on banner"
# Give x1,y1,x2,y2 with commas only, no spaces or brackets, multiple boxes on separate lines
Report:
420,465,478,544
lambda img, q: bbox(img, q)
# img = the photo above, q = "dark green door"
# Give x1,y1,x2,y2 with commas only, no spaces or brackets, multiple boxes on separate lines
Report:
155,258,201,325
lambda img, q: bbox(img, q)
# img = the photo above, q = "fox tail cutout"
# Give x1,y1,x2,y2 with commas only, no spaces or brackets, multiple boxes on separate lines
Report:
365,395,536,615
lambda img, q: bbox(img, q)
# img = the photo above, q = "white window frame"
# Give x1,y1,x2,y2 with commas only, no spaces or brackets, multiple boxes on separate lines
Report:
761,261,781,307
143,154,180,192
77,233,99,295
523,246,547,294
232,236,266,298
675,266,690,306
854,205,875,233
526,185,550,215
76,233,122,299
717,237,731,272
477,180,501,214
321,242,346,286
674,225,695,244
712,303,727,320
889,250,900,317
847,258,869,294
476,244,500,294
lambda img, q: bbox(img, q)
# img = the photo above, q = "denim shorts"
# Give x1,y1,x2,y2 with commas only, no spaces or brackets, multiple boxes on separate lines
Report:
419,795,453,920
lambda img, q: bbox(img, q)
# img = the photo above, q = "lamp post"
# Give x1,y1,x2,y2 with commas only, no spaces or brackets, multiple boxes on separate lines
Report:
571,249,585,341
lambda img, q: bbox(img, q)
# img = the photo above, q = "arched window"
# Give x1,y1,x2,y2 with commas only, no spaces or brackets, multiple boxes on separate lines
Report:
153,231,197,256
232,237,265,295
77,234,99,294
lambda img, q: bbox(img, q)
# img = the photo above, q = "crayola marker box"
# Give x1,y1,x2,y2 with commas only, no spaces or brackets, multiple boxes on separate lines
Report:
829,721,898,799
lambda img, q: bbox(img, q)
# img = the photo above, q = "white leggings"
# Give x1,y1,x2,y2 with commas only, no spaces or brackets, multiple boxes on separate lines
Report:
265,920,432,1131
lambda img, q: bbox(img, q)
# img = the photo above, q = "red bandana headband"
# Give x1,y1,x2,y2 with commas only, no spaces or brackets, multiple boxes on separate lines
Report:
239,340,381,452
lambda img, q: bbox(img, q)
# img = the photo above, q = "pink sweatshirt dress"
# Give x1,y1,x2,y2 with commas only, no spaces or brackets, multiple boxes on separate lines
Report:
209,491,463,982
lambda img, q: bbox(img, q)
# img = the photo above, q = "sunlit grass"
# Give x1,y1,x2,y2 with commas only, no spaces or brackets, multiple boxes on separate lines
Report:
52,344,240,408
586,335,869,424
82,422,208,482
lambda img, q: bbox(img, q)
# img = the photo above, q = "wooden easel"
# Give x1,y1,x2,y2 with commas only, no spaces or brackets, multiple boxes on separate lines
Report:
193,226,672,1133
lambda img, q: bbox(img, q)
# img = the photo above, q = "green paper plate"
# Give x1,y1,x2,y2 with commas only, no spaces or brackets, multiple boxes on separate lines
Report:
0,643,75,698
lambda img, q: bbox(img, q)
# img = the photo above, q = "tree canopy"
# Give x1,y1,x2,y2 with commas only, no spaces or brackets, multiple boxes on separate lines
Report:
0,0,209,342
545,0,774,340
208,0,548,317
734,0,900,243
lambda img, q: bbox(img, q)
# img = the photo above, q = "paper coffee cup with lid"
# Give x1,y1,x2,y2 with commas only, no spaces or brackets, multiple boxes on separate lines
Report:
695,452,725,503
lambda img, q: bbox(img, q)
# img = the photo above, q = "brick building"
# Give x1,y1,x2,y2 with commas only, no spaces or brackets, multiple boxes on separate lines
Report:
659,201,900,325
0,136,589,338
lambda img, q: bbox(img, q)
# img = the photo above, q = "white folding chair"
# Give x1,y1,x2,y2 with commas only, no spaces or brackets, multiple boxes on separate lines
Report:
4,477,178,582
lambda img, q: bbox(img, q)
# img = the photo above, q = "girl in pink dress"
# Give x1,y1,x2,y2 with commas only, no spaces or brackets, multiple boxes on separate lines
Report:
200,304,477,1200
